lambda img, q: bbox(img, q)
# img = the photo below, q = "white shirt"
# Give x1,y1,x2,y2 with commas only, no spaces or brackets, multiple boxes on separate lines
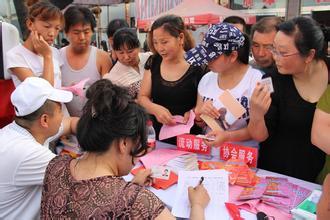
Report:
6,44,63,89
6,44,70,116
103,52,151,87
198,66,263,154
0,122,57,220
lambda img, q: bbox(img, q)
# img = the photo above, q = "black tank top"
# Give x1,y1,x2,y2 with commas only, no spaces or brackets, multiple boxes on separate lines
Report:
145,54,206,144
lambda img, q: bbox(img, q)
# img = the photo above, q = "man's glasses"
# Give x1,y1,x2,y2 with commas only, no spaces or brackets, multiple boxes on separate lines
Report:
269,46,300,58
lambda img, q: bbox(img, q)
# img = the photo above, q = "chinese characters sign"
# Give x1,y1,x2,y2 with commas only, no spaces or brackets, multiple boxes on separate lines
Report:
176,134,211,155
220,143,258,168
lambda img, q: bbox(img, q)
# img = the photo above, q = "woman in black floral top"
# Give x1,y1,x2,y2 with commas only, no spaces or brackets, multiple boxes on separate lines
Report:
41,79,210,219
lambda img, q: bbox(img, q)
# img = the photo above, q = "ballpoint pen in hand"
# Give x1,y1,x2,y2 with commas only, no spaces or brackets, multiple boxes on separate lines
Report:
199,176,204,185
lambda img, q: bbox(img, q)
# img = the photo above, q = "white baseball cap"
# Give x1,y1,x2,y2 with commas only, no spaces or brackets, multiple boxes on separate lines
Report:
11,77,73,117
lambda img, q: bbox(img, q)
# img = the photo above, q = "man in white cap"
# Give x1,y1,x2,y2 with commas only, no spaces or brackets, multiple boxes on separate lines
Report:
0,77,78,219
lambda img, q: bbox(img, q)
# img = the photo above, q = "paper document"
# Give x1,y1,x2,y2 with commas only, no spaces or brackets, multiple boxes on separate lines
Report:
200,90,246,131
217,90,246,130
151,166,171,180
166,154,199,174
172,170,229,220
200,114,223,131
159,110,195,140
140,148,189,168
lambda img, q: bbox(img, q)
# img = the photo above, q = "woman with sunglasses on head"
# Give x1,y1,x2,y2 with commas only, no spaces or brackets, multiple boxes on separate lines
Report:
40,79,210,219
248,16,329,182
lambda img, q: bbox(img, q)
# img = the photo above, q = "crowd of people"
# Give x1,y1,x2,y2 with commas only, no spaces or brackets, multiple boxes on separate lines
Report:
0,0,330,219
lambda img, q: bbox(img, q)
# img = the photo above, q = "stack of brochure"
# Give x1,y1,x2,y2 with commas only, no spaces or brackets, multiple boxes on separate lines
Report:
291,189,321,220
140,148,198,173
166,153,199,174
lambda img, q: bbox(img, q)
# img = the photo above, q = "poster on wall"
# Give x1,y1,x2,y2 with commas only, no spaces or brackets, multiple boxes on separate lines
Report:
219,0,230,8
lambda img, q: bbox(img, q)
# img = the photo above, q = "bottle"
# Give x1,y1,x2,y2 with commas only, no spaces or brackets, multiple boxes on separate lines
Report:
147,120,156,149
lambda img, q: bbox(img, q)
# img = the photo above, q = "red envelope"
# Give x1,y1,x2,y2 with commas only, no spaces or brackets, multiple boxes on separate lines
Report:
198,160,225,170
131,166,178,190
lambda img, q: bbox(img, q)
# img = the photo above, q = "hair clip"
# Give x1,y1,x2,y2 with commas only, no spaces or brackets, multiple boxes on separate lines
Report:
91,106,97,118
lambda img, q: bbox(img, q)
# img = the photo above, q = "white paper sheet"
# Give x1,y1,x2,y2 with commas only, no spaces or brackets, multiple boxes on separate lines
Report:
171,170,229,220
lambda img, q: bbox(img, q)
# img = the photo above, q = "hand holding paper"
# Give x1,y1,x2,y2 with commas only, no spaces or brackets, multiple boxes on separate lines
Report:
200,100,221,119
218,90,246,127
131,168,153,186
259,77,274,93
200,114,223,131
250,84,272,119
196,134,216,141
200,90,246,131
151,166,171,180
153,105,175,125
159,110,195,140
131,166,178,190
203,129,229,147
182,110,191,124
61,78,90,98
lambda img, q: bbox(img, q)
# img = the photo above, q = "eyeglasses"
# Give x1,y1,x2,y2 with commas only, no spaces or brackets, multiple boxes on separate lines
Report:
270,46,300,58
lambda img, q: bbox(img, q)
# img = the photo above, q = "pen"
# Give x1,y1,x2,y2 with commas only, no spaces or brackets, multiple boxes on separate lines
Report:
257,211,274,220
199,176,204,185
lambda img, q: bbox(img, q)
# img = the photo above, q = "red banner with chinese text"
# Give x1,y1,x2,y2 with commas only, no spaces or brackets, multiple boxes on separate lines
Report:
263,0,275,5
220,143,258,168
243,0,254,8
176,134,211,155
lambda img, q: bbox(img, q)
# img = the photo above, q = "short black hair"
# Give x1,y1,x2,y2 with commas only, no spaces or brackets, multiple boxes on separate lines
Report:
278,16,325,60
77,79,148,158
64,6,96,33
113,28,140,51
15,100,56,122
24,1,63,39
237,33,250,64
251,16,283,38
223,33,250,64
148,14,195,53
106,19,129,38
223,16,246,32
